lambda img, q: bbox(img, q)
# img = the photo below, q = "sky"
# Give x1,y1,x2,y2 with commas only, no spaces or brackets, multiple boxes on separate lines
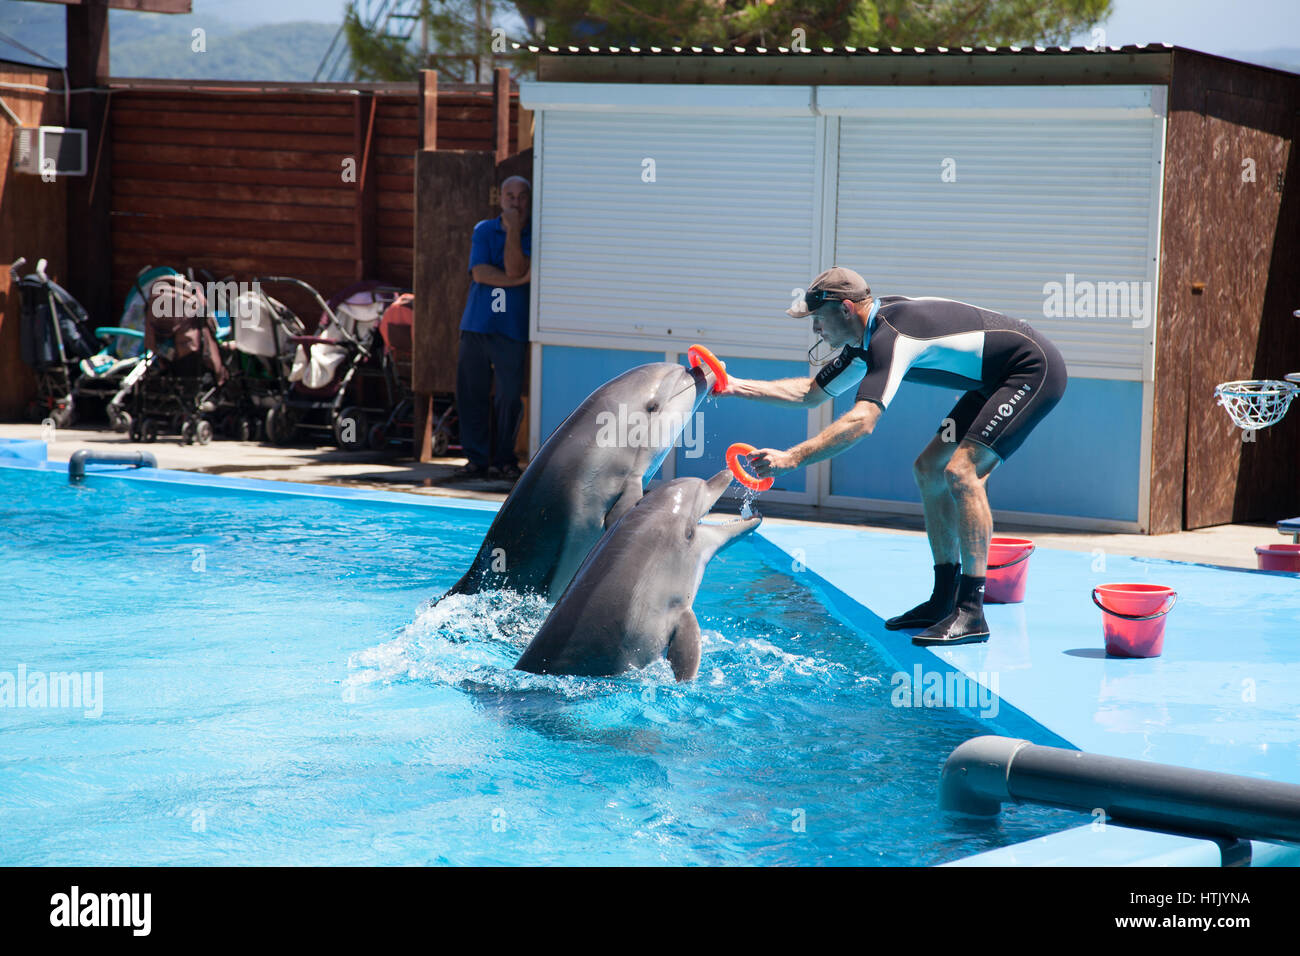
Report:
1073,0,1299,55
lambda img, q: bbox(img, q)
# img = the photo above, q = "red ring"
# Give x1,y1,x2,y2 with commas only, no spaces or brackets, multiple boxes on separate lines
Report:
688,344,728,395
726,442,774,492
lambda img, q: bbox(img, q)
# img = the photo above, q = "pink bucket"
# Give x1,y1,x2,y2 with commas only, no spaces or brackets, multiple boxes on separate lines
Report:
1092,584,1177,658
986,537,1035,603
1255,544,1300,572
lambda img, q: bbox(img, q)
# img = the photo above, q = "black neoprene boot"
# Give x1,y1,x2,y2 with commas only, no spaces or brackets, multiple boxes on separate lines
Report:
912,574,990,645
884,563,961,630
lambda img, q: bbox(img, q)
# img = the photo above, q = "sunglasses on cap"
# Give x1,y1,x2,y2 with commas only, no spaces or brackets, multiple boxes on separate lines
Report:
802,288,865,312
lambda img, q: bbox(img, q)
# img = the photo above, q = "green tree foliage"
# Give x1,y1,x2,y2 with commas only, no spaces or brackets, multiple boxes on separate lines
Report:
522,0,1113,49
345,0,1114,81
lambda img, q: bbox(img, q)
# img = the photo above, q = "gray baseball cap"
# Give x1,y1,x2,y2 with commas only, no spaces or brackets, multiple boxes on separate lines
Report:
786,267,872,317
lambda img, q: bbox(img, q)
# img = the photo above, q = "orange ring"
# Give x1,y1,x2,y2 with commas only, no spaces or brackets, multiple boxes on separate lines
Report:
726,442,774,492
688,344,728,394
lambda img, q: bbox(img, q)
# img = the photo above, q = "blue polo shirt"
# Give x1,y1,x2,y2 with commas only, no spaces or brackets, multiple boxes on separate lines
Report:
460,217,532,341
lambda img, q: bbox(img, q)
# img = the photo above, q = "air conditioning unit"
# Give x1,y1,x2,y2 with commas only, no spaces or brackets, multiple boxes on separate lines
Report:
11,126,87,177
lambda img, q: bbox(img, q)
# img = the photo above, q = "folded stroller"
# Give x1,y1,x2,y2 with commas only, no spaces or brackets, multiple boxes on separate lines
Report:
367,293,458,456
9,257,101,426
264,278,402,448
214,284,306,441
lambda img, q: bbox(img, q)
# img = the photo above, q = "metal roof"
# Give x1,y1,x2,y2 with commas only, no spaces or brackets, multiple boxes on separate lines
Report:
516,42,1176,57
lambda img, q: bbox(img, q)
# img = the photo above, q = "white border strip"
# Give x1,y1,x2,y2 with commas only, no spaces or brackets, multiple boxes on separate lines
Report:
520,81,815,115
817,83,1159,118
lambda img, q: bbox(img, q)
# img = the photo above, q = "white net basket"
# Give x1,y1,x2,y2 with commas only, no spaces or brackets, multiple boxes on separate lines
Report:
1214,379,1299,430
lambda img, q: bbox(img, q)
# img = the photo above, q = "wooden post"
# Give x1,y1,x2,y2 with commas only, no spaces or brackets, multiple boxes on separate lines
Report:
65,0,112,324
354,93,378,282
492,66,511,165
419,69,438,151
413,70,439,460
517,108,534,152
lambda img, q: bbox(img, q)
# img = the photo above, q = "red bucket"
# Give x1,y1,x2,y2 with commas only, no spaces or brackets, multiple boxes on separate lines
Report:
1092,584,1177,658
1255,544,1300,572
986,537,1035,603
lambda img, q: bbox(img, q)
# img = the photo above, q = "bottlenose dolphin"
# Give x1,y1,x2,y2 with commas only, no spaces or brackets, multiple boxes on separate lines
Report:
514,469,761,681
446,361,718,603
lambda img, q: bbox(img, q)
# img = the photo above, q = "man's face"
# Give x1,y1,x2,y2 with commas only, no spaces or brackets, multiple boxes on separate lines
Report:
810,299,861,348
501,181,531,225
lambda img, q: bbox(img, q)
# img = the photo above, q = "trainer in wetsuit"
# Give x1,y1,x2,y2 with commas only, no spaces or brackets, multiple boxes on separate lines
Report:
722,267,1067,645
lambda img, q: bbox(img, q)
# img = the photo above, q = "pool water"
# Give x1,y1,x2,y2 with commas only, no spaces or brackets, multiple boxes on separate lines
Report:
0,465,1084,865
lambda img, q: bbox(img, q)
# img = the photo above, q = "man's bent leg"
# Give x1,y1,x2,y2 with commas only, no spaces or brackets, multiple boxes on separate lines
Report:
913,440,1001,646
884,434,963,630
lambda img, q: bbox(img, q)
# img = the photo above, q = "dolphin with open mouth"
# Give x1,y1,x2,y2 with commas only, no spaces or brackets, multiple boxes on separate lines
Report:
514,470,761,682
444,361,719,603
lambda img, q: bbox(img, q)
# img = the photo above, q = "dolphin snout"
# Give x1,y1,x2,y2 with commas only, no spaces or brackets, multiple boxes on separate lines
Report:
704,468,735,506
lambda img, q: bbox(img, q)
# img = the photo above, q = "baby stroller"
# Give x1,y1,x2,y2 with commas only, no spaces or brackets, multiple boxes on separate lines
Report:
214,283,306,441
9,257,101,426
92,265,181,432
119,274,229,444
263,278,401,448
367,293,458,456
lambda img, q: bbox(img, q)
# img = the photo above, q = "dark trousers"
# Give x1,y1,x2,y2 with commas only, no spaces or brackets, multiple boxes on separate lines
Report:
455,330,527,468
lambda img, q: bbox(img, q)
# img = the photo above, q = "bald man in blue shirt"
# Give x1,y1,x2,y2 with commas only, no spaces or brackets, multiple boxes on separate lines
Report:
455,175,532,480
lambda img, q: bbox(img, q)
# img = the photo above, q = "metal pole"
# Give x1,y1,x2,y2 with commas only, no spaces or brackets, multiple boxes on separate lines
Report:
940,735,1300,845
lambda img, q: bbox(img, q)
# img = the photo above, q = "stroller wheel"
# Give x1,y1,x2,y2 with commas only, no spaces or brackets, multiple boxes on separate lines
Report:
334,406,369,450
51,404,75,429
141,419,159,443
181,421,194,445
108,407,132,434
368,422,388,453
196,420,213,445
432,429,450,457
129,418,143,442
265,404,291,446
237,418,253,443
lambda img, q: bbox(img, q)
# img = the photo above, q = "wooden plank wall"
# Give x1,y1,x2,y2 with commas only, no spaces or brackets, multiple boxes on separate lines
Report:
0,63,68,419
1152,51,1299,531
108,85,518,323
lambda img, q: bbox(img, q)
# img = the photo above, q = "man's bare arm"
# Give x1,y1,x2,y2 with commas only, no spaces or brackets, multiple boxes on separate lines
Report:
788,400,881,467
726,376,828,408
472,264,531,287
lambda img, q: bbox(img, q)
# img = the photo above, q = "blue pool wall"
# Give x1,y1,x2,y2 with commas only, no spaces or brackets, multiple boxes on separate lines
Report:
537,344,1142,521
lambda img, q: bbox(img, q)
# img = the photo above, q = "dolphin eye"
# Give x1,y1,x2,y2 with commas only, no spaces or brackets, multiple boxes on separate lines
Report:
647,401,660,413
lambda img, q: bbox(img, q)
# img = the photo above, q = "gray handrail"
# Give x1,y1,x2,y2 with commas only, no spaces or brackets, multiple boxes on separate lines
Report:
68,449,157,484
940,735,1300,844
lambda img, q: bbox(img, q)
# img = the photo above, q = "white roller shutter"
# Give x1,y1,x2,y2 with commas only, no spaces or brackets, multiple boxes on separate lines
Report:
828,86,1165,379
532,105,822,357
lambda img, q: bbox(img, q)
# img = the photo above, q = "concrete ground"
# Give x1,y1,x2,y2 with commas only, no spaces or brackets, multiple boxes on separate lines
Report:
3,422,1290,570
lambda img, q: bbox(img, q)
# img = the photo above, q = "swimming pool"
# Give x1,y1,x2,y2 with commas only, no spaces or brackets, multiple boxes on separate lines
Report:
0,458,1091,866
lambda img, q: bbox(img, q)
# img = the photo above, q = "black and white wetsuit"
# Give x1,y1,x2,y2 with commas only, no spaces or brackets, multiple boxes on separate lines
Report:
814,295,1068,460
